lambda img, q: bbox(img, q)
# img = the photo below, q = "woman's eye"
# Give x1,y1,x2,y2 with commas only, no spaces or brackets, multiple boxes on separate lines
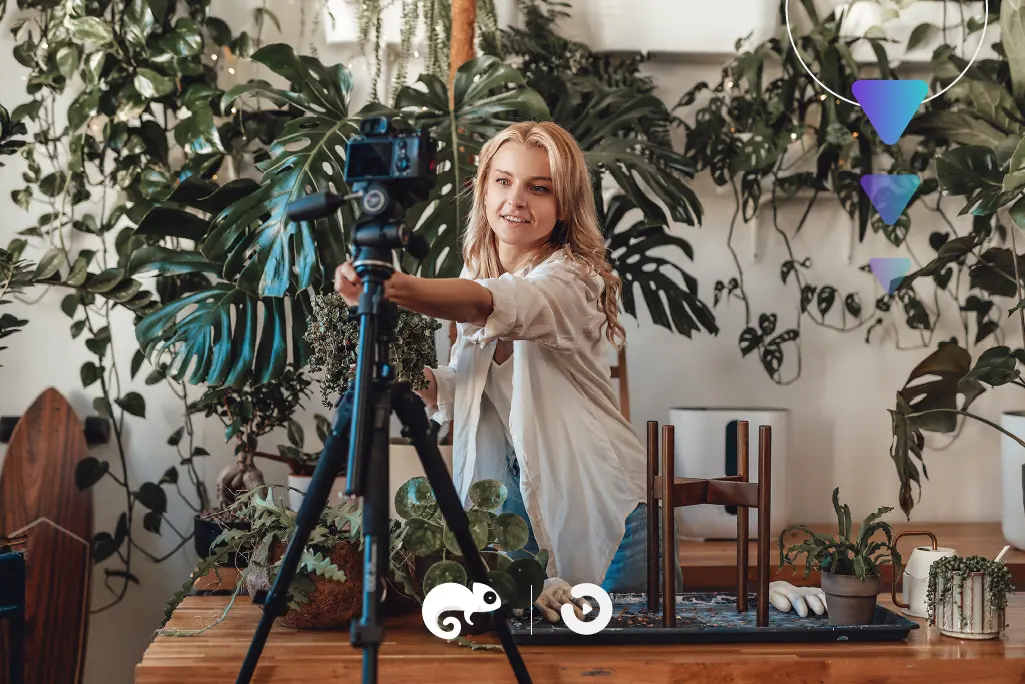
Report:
495,177,509,185
532,185,550,193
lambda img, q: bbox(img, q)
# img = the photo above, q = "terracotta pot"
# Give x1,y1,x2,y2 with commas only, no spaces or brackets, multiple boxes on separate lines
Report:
821,571,880,625
245,539,362,629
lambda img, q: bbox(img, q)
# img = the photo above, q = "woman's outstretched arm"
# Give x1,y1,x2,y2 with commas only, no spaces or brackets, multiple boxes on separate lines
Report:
334,262,493,325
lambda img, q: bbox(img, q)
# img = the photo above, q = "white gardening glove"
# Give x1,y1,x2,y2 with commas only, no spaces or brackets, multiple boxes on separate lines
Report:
534,577,589,623
768,580,827,617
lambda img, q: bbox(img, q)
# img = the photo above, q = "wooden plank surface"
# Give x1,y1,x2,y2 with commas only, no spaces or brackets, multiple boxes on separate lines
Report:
136,593,1025,683
0,388,92,684
679,522,1025,591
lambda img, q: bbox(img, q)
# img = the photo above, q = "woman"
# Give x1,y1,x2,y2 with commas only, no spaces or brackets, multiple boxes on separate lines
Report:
334,120,682,623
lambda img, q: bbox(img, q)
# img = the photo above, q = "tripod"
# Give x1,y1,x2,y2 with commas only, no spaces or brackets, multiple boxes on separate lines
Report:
235,187,533,684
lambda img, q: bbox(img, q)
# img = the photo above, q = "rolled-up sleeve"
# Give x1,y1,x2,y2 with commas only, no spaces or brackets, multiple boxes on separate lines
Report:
460,260,603,351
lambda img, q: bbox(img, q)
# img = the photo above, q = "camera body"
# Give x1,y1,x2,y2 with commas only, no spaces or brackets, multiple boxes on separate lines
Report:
344,116,437,208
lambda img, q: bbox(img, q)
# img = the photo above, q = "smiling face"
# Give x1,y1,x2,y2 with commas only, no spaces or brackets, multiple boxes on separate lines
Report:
484,141,559,252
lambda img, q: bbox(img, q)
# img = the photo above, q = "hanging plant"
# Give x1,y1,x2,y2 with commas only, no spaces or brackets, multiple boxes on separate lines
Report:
304,292,441,407
926,554,1013,635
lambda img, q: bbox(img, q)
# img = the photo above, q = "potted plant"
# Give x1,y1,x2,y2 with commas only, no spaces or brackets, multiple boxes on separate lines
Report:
927,555,1014,640
186,366,329,556
392,475,548,634
779,488,903,625
161,484,371,632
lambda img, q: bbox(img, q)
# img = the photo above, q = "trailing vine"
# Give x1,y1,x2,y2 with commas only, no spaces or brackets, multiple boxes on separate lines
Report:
926,555,1013,629
3,0,258,611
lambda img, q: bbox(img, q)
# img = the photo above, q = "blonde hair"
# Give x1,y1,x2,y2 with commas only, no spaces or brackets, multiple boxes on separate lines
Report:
462,121,626,349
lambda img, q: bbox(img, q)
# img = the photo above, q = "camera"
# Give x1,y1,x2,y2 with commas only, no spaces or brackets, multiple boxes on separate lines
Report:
344,115,437,208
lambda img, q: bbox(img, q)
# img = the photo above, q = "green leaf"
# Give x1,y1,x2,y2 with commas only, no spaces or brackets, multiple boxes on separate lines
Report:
143,511,163,534
205,16,232,45
1002,0,1025,102
80,361,100,387
209,43,355,296
135,481,167,515
287,419,303,448
493,512,529,551
130,349,145,379
393,476,438,520
69,17,114,45
56,45,81,79
395,55,549,278
134,68,176,99
468,479,507,510
128,246,218,276
75,457,108,489
33,248,63,279
115,391,146,418
936,145,1017,216
907,23,937,51
124,0,157,46
91,532,120,563
402,517,443,555
159,466,179,485
167,426,184,446
422,560,466,596
135,284,311,388
506,558,545,608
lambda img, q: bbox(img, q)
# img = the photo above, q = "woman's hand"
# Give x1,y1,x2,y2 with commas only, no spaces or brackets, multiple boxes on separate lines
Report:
534,578,589,623
415,367,438,409
334,261,362,307
334,260,413,308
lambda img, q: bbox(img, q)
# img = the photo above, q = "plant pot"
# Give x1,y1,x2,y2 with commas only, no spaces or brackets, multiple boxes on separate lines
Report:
286,474,349,512
931,572,1005,640
821,572,880,625
193,513,249,568
1000,412,1025,550
245,539,362,629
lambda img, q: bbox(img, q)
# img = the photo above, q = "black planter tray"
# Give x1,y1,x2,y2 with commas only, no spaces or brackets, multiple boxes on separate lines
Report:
506,591,920,645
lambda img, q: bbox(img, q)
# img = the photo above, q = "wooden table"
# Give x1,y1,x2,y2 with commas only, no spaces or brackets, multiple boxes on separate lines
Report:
137,593,1025,683
680,522,1025,591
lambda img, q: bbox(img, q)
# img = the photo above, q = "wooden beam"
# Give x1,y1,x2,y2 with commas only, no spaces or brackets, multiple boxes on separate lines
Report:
449,0,477,107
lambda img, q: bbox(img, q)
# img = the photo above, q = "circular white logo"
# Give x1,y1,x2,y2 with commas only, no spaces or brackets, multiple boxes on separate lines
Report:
783,0,989,106
560,583,613,636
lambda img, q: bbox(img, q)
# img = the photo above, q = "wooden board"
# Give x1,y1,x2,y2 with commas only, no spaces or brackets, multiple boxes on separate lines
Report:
0,388,92,684
136,594,1025,683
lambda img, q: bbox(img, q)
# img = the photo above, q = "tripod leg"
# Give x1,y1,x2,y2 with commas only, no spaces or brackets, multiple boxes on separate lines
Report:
350,378,394,684
235,387,356,684
392,383,533,684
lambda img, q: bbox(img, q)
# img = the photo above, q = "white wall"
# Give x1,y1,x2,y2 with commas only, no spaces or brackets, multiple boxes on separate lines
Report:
0,1,1014,682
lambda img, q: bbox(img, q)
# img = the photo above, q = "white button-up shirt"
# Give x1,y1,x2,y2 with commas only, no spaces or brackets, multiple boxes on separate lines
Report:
427,251,647,587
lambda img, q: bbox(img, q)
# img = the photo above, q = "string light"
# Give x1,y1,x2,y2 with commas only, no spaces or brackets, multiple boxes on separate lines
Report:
791,132,798,140
211,53,218,60
228,67,235,74
819,94,826,100
413,50,420,58
852,132,859,138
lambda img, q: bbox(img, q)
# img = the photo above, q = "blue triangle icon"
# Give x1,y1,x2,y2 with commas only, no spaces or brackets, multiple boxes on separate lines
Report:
861,174,921,225
851,80,928,145
869,257,911,294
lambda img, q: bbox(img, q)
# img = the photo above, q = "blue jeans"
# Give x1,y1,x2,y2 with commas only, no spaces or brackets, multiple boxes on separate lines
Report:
497,445,684,594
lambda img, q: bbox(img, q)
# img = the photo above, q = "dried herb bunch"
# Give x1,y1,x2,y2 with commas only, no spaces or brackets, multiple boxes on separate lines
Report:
305,292,442,407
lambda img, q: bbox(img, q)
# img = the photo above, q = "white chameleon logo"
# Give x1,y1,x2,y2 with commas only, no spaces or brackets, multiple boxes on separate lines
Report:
422,582,502,639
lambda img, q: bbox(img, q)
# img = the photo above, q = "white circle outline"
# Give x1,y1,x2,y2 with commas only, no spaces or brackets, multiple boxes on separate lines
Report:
783,0,989,107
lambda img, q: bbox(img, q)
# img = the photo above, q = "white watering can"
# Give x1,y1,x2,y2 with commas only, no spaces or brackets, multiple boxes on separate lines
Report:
890,531,956,619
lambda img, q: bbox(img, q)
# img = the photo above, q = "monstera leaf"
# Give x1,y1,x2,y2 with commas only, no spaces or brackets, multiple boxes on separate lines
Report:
604,195,716,337
133,175,313,387
889,340,984,517
394,55,549,278
553,78,702,229
208,43,356,296
136,283,313,387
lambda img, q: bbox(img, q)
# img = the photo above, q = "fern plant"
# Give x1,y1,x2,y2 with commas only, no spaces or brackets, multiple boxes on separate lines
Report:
778,488,903,582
